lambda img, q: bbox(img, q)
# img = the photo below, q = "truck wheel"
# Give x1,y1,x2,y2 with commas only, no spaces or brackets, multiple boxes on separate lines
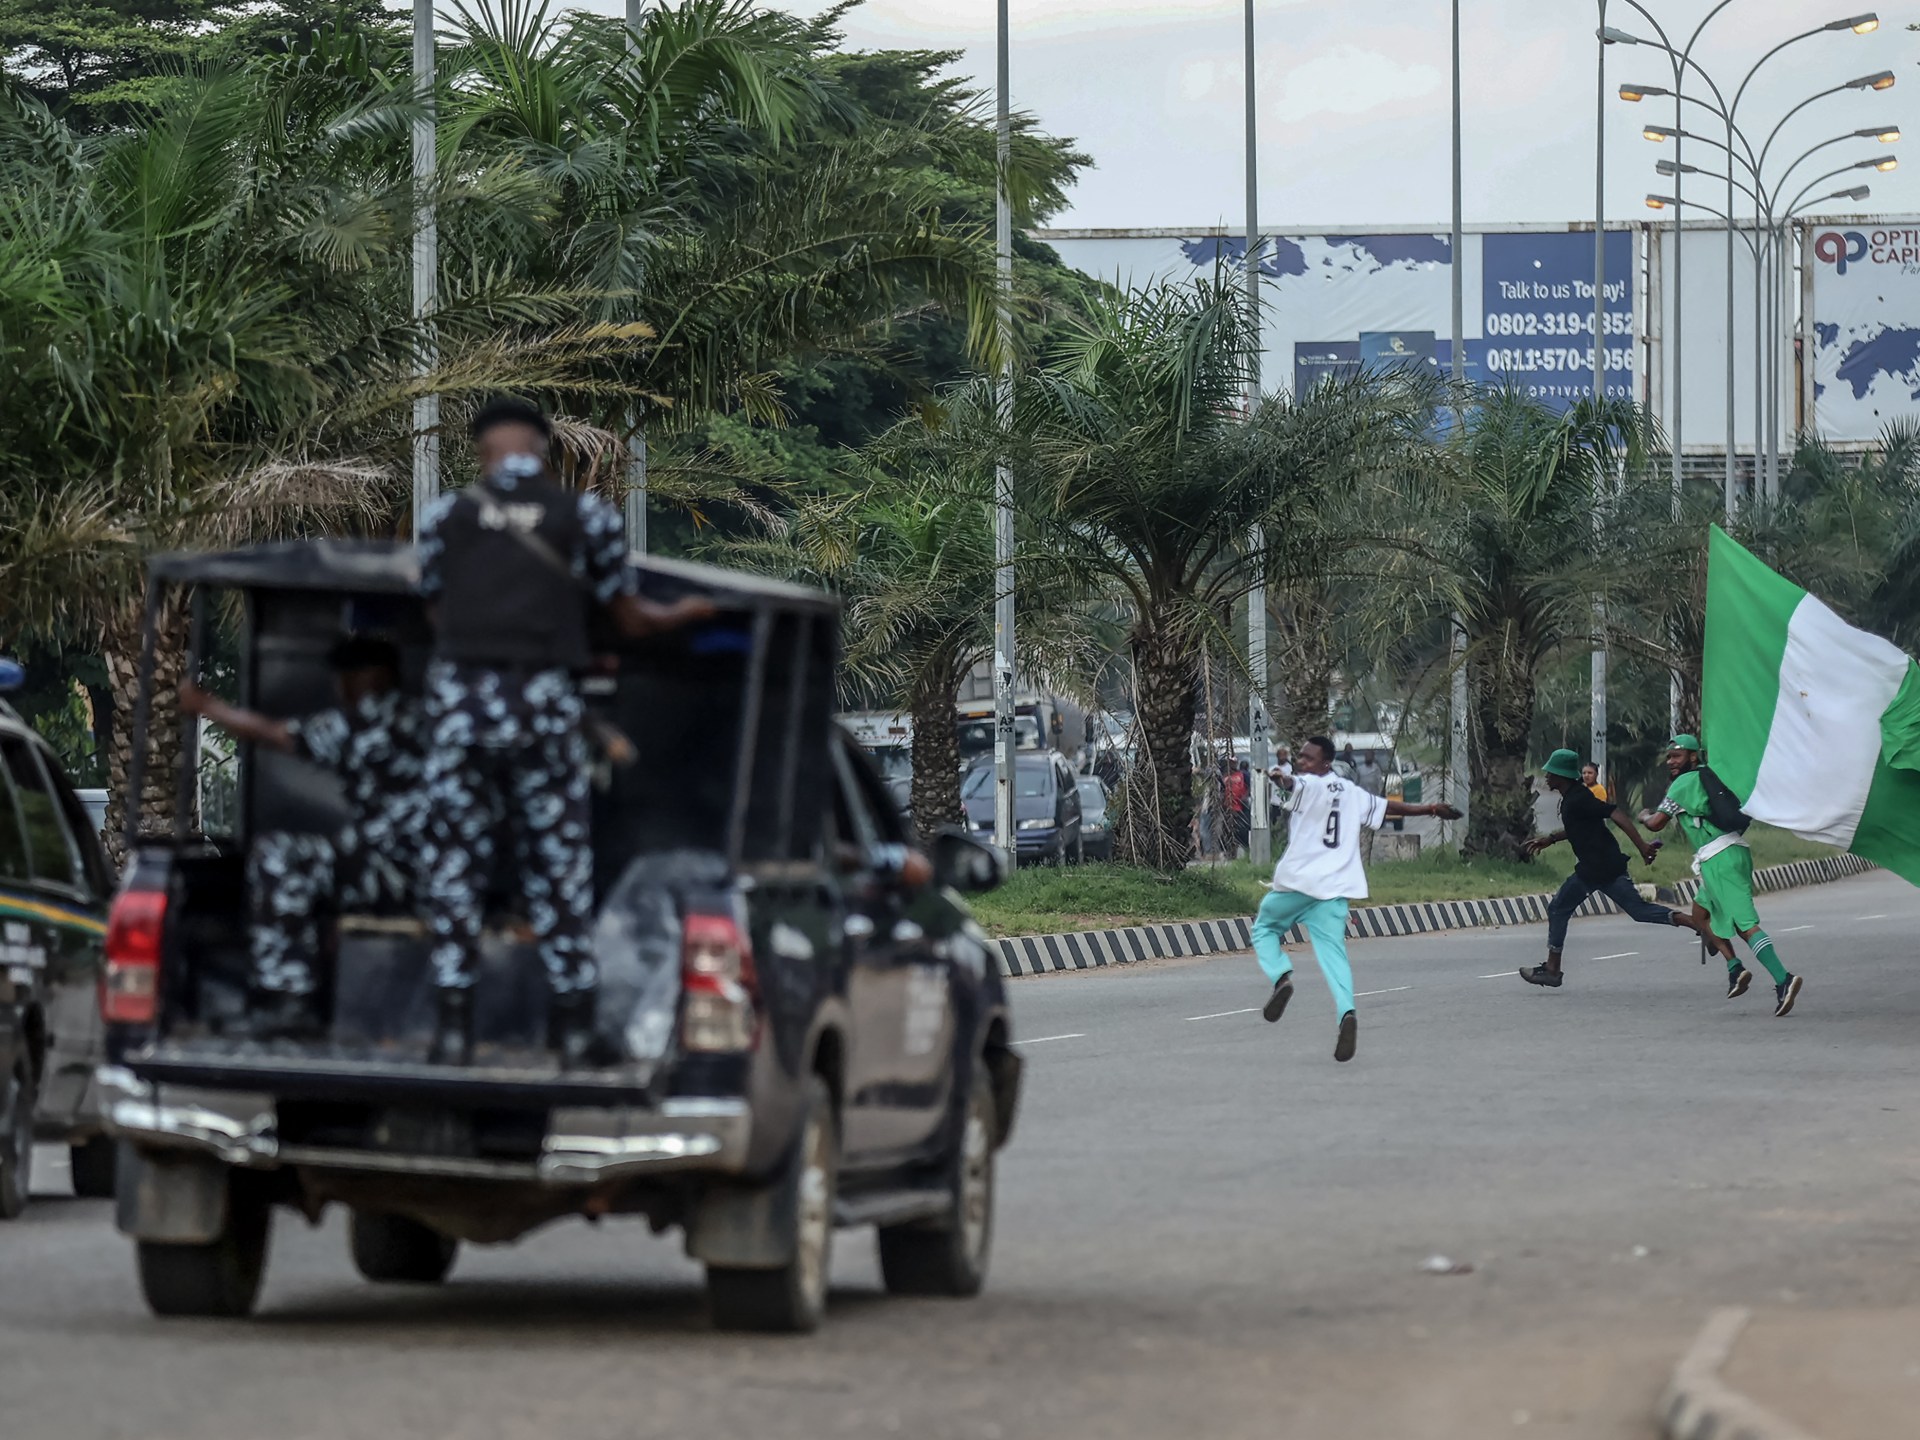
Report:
707,1075,837,1333
0,1057,34,1220
69,1135,118,1199
136,1174,271,1318
877,1068,996,1297
349,1211,458,1284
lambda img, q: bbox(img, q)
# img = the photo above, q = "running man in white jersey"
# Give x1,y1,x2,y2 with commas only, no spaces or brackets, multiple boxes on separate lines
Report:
1254,735,1460,1061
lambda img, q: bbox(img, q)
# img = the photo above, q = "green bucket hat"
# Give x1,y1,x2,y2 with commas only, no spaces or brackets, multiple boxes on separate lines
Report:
1541,748,1584,781
1669,733,1702,752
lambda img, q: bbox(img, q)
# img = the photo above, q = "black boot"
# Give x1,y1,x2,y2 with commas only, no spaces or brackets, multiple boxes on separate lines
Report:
427,987,475,1066
251,989,324,1043
545,990,598,1070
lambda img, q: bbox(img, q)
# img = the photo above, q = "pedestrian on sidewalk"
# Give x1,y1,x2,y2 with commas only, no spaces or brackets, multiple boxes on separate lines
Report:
1639,734,1803,1016
1519,749,1706,990
1252,735,1459,1062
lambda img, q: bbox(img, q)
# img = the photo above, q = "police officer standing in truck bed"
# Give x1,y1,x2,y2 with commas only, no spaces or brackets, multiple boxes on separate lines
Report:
416,396,712,1066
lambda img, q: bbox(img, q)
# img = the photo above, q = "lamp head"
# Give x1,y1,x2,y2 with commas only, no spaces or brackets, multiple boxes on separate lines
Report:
1646,195,1672,210
1598,25,1642,45
1849,70,1898,91
1644,125,1677,143
1830,13,1879,33
1876,155,1899,172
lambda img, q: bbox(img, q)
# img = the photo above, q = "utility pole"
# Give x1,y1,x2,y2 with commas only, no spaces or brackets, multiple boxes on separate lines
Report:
992,0,1017,871
1245,0,1272,868
1448,0,1470,851
624,0,648,552
411,0,439,539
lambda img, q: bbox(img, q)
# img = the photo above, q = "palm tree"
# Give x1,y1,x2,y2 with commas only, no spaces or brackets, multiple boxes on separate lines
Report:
1370,388,1661,861
926,281,1439,867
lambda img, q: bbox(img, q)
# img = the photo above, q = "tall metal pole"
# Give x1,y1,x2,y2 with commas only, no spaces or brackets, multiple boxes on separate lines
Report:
624,0,648,552
1668,59,1684,733
1752,185,1766,505
992,0,1017,870
1448,0,1470,851
411,0,439,538
1591,3,1609,785
1245,0,1272,868
1724,111,1738,521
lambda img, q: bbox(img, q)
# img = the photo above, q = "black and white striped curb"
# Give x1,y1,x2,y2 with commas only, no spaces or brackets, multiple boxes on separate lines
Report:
995,853,1876,978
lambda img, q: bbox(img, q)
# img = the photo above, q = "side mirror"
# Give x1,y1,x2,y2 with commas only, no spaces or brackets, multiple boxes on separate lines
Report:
929,826,1006,895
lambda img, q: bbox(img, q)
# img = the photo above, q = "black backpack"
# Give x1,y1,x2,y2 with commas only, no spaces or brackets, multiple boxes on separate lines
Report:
1697,765,1753,835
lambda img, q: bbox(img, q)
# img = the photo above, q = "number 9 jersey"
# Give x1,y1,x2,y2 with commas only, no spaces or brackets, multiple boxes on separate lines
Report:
1269,771,1390,901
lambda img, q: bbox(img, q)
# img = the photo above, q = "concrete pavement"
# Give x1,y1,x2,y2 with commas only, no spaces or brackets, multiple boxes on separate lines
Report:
6,872,1920,1440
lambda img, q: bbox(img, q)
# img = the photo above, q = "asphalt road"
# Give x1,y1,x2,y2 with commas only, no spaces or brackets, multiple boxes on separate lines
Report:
8,872,1920,1440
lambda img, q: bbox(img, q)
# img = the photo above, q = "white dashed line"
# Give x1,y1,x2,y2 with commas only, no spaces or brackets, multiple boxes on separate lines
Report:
1593,952,1639,961
1779,925,1814,933
1010,1033,1086,1046
1859,914,1889,920
1187,1007,1260,1021
1479,972,1518,979
1354,987,1411,997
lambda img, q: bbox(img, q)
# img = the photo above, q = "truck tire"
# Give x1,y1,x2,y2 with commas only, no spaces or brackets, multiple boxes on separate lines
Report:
136,1173,271,1318
69,1135,118,1199
877,1068,996,1297
707,1075,837,1333
349,1211,458,1284
0,1057,33,1220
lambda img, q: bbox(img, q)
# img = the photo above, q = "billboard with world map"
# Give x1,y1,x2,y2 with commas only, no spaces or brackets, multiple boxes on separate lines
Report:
1809,223,1920,443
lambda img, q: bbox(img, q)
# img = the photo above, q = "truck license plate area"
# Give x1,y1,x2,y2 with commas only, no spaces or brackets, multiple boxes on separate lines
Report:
371,1108,476,1157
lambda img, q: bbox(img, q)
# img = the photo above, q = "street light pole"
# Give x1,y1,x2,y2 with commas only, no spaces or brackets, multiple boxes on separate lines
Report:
411,0,438,540
625,0,648,552
992,0,1017,871
1245,0,1271,868
1448,0,1469,851
1591,1,1609,786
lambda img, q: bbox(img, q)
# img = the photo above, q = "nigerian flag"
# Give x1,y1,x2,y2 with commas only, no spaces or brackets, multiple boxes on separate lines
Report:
1704,524,1920,884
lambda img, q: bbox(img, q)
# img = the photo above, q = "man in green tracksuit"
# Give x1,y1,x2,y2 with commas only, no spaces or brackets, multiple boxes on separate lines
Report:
1640,734,1804,1017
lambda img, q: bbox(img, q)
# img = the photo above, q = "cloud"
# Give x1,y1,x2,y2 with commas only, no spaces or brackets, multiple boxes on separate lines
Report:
1268,44,1443,124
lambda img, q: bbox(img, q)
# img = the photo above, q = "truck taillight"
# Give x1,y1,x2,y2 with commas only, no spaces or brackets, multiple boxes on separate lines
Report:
102,889,167,1025
681,914,759,1053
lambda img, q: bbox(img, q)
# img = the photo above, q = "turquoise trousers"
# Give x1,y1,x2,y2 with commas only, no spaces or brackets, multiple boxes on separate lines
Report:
1252,890,1355,1019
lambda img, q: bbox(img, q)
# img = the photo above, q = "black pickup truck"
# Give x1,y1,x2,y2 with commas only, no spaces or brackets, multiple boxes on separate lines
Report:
98,541,1021,1332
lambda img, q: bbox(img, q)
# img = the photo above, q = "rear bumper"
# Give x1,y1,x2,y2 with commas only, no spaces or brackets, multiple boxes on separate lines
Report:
96,1064,751,1186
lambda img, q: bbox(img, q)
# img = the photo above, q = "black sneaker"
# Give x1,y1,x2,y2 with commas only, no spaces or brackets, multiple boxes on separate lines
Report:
1727,967,1753,1000
1518,965,1563,988
1262,974,1295,1023
1774,974,1803,1017
1334,1010,1357,1063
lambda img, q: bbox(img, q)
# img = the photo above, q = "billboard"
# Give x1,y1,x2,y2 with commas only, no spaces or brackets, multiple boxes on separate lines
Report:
1036,227,1634,413
1808,223,1920,443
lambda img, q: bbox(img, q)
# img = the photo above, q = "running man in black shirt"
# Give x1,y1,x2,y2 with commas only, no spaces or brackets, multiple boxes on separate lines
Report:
1518,749,1705,988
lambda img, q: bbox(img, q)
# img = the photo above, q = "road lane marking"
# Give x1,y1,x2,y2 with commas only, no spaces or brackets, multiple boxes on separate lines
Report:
1187,1007,1260,1021
1859,914,1889,920
1594,952,1639,961
1011,1033,1086,1045
1779,925,1814,933
1479,972,1518,979
1354,987,1411,997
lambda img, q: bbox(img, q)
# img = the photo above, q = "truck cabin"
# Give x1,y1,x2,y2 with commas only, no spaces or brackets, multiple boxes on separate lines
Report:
116,540,840,1063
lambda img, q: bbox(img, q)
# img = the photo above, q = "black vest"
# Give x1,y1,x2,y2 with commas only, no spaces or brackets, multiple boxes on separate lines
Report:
431,477,593,671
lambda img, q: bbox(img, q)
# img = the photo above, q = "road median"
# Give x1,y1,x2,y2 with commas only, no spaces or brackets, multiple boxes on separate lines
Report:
997,853,1875,978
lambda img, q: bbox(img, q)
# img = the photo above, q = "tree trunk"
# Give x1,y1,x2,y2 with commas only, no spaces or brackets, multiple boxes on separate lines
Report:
100,593,188,871
908,666,966,838
1270,588,1335,750
1121,622,1199,871
1465,631,1538,863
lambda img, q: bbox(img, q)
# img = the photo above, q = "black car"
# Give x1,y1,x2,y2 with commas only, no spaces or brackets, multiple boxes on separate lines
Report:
97,542,1021,1333
0,663,118,1217
960,752,1084,865
1075,775,1114,862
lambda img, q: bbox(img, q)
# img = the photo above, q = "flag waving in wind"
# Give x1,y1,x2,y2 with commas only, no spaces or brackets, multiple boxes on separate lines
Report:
1704,525,1920,885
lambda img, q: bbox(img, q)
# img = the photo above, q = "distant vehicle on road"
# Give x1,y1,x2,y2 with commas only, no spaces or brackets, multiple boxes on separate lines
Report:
961,752,1084,866
0,663,119,1218
1076,775,1114,862
97,543,1023,1332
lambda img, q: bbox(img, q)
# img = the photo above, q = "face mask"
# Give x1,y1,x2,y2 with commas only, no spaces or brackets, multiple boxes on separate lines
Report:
486,452,544,485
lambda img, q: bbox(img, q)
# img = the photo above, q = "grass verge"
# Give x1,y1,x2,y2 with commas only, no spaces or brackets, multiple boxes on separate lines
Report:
967,825,1839,938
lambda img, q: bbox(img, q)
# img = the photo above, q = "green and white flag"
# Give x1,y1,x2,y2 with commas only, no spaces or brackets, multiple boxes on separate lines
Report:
1704,525,1920,884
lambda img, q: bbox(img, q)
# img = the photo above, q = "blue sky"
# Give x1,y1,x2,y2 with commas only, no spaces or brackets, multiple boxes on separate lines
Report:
463,2,1918,229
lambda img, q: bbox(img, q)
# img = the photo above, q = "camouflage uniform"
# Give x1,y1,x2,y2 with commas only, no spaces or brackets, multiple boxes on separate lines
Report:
415,474,631,995
250,691,429,996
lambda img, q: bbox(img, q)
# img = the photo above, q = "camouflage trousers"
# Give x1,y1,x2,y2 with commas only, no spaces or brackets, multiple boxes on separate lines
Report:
249,829,414,997
419,729,596,995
